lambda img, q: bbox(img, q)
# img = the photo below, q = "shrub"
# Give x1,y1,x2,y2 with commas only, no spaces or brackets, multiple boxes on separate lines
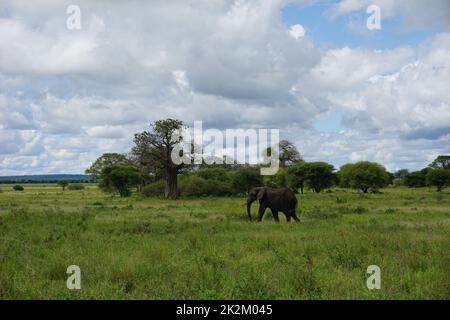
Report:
67,184,85,190
205,179,233,196
264,168,289,188
196,167,230,181
13,185,24,191
404,169,428,187
229,166,263,194
142,180,165,197
179,176,233,197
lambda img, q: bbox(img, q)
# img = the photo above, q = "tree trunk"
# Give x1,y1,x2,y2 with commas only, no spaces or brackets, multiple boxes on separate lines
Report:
165,167,178,199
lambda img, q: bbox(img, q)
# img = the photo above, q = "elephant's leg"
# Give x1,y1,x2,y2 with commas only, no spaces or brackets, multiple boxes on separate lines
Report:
286,214,292,223
257,205,267,222
271,210,280,223
292,211,301,223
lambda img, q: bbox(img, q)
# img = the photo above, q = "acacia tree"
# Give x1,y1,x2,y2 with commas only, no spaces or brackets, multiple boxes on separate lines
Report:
426,169,450,192
287,162,309,194
99,165,141,197
57,179,70,191
85,153,130,180
339,161,390,193
429,155,450,170
337,163,354,188
132,119,186,199
303,162,336,193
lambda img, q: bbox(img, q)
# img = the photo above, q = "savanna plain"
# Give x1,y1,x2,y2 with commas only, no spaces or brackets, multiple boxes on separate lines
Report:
0,184,449,299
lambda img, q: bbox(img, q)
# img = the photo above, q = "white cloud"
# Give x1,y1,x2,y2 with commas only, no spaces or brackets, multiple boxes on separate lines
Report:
289,24,305,39
0,0,449,174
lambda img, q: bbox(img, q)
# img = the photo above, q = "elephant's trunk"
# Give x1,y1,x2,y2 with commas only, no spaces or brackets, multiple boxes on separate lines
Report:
247,201,253,221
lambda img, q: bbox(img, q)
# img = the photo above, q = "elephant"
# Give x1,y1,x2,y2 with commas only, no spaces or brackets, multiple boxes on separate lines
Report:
246,187,300,223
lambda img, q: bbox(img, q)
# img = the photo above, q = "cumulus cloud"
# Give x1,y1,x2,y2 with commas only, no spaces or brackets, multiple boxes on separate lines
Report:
0,0,449,174
289,24,305,39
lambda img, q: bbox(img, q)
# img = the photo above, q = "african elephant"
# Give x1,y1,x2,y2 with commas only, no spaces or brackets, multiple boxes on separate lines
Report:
246,187,300,223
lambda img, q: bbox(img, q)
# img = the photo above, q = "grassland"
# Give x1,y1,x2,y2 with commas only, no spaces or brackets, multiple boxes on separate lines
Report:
0,184,449,299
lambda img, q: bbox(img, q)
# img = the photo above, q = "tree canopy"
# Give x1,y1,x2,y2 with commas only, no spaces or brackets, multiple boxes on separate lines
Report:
426,169,450,192
99,165,142,197
429,155,450,170
57,179,70,191
338,161,390,193
85,153,130,179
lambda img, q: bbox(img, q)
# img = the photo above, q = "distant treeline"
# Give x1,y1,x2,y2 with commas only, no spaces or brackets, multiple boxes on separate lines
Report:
0,174,92,184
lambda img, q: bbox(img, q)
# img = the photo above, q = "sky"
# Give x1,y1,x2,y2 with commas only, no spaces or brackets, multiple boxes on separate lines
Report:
0,0,450,175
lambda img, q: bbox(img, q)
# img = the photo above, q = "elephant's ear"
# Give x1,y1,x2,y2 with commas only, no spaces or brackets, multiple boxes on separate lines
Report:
257,188,266,200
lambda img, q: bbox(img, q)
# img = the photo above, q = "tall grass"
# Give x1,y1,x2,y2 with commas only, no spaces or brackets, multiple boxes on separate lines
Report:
0,185,448,299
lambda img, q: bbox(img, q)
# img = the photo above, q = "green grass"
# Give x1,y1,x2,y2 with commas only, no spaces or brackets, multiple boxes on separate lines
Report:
0,184,449,299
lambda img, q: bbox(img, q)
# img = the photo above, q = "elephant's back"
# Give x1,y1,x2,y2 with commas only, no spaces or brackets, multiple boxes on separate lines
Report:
279,187,297,206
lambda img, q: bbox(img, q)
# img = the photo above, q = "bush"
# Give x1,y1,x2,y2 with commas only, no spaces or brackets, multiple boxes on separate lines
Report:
404,171,427,187
142,180,165,197
230,166,263,194
67,184,85,190
179,176,233,197
196,167,230,181
13,185,24,191
264,168,289,188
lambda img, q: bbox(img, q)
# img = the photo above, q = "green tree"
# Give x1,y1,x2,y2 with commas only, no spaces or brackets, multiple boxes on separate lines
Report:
230,166,263,194
393,169,409,185
85,153,130,180
429,155,450,170
426,169,450,192
337,163,354,188
287,162,309,194
132,119,188,199
99,165,141,197
404,171,427,187
339,161,390,193
303,162,335,193
57,179,70,191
